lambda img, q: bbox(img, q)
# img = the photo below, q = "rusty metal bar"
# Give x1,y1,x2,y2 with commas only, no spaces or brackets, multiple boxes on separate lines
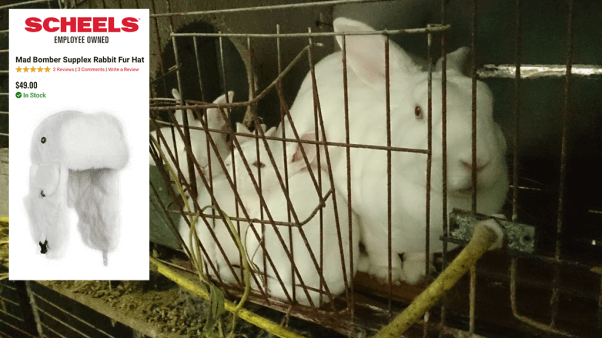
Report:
150,0,168,97
424,25,434,337
224,59,338,312
150,120,430,154
192,37,207,103
385,34,393,320
307,26,350,311
469,266,476,335
341,33,356,320
307,29,325,307
0,0,51,10
510,258,576,337
438,0,449,335
512,0,522,222
551,0,574,327
598,277,602,332
478,64,602,79
150,0,408,17
470,0,478,214
149,43,316,113
168,25,451,38
469,0,478,334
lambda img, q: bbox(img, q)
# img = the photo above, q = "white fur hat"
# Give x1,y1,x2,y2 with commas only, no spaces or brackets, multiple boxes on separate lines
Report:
24,111,128,265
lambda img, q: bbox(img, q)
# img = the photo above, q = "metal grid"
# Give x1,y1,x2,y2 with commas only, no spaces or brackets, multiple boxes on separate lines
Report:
0,280,138,338
148,1,602,337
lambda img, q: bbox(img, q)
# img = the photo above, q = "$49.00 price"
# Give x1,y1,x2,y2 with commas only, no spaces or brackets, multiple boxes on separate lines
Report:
16,81,38,89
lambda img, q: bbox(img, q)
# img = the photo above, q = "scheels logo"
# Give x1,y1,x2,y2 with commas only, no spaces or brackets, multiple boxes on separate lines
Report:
25,17,139,33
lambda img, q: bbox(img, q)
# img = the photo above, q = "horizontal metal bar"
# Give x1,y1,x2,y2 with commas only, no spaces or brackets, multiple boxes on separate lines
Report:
478,64,602,79
0,30,8,35
0,112,8,115
170,25,450,38
0,50,7,54
0,0,51,10
151,0,418,17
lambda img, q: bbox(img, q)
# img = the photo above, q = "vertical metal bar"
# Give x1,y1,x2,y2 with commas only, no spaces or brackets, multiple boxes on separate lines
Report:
25,281,43,338
192,37,207,103
469,266,476,334
598,277,602,332
170,33,197,200
150,0,167,97
276,23,294,307
469,0,478,334
307,27,348,310
385,34,393,320
244,35,267,294
307,28,325,307
239,37,334,311
512,0,522,223
342,33,356,320
471,0,478,213
439,0,449,335
424,26,434,337
551,0,574,327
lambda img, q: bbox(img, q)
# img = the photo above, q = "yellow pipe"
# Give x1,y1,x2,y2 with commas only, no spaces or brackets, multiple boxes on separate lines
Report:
150,256,306,338
0,217,8,224
374,220,501,337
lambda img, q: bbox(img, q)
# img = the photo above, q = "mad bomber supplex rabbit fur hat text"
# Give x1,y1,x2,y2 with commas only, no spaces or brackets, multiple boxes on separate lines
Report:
24,110,129,266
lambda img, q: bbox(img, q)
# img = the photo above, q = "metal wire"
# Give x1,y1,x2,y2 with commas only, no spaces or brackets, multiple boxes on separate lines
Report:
551,0,574,327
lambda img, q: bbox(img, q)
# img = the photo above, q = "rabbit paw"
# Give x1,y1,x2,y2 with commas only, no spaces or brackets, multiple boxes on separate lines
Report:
400,252,434,285
358,252,371,273
367,265,404,283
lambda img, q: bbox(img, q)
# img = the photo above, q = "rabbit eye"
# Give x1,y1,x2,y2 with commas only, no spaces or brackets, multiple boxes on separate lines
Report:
414,106,423,120
41,137,47,144
252,161,265,169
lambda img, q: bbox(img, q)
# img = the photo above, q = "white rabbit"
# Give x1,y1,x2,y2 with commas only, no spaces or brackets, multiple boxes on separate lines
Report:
281,18,509,284
150,89,233,184
228,124,360,307
176,124,261,285
177,171,252,285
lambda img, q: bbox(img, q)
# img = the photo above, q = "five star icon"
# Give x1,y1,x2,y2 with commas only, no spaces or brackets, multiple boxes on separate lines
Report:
16,66,52,72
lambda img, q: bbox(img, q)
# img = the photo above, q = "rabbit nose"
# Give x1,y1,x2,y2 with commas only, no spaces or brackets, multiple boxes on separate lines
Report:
461,159,490,173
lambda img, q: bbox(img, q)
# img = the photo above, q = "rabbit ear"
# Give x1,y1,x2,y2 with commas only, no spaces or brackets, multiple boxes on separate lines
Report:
264,126,278,138
435,47,471,75
236,122,251,135
206,91,234,127
171,88,182,101
213,91,234,105
333,17,419,92
172,88,195,126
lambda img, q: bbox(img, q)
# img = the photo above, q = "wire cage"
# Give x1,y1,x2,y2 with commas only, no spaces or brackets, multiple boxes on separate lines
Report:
146,1,602,337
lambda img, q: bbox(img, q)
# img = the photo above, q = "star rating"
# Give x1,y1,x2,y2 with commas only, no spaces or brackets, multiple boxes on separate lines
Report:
16,66,53,73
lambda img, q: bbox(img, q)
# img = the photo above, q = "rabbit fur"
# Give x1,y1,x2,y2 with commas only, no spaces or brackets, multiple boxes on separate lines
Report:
150,89,233,184
25,111,128,265
227,124,360,306
280,18,509,284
